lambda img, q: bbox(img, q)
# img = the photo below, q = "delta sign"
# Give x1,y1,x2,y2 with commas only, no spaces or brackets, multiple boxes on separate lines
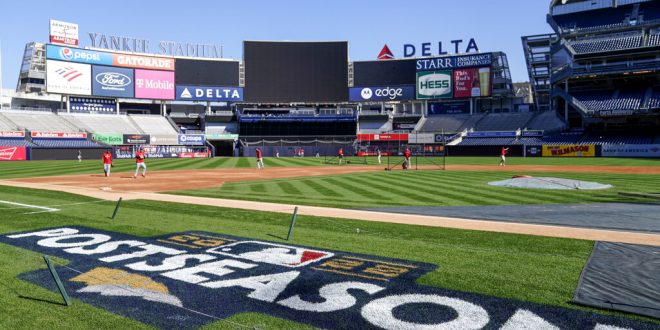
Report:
0,227,655,329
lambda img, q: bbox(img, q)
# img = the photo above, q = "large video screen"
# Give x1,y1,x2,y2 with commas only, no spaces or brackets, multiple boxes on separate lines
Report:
244,41,348,103
175,59,239,86
353,59,417,86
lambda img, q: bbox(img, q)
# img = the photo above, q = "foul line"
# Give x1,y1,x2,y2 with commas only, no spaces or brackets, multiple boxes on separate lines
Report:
0,200,60,214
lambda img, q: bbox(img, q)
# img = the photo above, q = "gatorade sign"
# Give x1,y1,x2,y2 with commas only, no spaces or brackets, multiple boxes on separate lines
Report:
416,71,453,99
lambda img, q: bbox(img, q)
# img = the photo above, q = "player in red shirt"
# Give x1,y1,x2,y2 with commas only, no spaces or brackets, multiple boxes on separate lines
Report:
499,147,510,166
403,147,412,170
102,150,113,177
133,148,147,178
256,148,264,169
338,148,344,165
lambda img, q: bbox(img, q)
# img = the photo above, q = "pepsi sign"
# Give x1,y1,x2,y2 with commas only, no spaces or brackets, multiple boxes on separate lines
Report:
46,44,113,65
92,66,134,98
349,86,415,102
176,85,243,102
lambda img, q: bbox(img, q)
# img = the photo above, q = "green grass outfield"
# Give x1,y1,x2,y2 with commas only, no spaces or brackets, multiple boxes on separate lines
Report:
0,185,656,328
0,156,657,180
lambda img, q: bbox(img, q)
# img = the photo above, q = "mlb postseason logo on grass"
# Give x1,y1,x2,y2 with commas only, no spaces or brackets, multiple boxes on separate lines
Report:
0,227,655,330
416,71,453,99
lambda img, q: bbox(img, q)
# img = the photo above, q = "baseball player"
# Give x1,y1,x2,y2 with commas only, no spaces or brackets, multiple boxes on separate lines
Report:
77,150,82,163
499,147,510,166
133,148,147,178
338,148,344,165
403,147,412,170
376,148,382,164
102,150,113,177
256,148,264,169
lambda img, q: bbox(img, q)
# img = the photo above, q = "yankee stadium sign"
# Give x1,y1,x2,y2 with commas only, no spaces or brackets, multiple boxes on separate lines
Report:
88,32,223,59
1,227,656,329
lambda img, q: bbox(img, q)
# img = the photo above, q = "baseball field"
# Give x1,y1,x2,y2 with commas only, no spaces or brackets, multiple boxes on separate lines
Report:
0,156,658,329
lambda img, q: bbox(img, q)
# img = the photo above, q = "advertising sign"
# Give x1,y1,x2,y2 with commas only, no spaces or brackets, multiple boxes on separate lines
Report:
123,134,150,145
416,71,452,99
178,134,205,145
453,67,491,98
135,70,175,100
93,133,123,145
348,86,415,102
0,131,26,138
46,45,113,65
92,66,134,98
0,146,27,161
522,131,544,137
32,132,87,139
357,133,408,142
428,101,470,115
46,60,92,95
467,131,517,138
601,144,660,158
150,135,179,145
113,54,175,71
408,133,436,144
49,20,79,46
70,97,116,113
525,145,542,157
206,133,239,140
416,53,493,71
176,86,243,102
178,152,210,158
542,145,595,157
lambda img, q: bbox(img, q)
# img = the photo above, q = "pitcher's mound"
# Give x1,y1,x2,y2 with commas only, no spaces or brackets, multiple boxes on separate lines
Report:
488,177,612,190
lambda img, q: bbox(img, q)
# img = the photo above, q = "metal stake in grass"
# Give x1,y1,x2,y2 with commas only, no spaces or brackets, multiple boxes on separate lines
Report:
43,255,70,306
111,197,122,219
286,206,299,241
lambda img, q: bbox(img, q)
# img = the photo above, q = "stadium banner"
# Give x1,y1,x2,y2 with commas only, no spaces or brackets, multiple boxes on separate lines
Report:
0,226,652,330
0,146,27,161
93,133,123,145
175,85,244,102
525,145,542,157
542,145,596,157
522,130,544,137
205,133,239,140
150,134,179,145
32,132,87,139
46,45,113,66
178,134,205,145
357,133,408,142
122,134,150,145
46,60,92,95
348,85,415,102
392,122,417,131
428,100,469,115
49,20,79,46
70,97,116,113
408,133,436,144
467,131,517,137
114,145,208,158
416,53,492,71
601,144,660,158
416,71,453,99
0,131,26,138
178,152,210,158
92,66,134,98
453,67,491,98
135,70,175,100
113,53,175,71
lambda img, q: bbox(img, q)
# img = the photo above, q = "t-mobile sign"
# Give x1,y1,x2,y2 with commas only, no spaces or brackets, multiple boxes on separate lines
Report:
134,69,175,100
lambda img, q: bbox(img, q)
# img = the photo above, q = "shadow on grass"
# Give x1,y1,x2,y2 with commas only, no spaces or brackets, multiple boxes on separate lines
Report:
266,233,287,241
18,294,67,306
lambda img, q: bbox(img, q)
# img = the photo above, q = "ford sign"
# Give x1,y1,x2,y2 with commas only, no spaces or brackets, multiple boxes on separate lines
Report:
92,66,134,98
95,72,131,88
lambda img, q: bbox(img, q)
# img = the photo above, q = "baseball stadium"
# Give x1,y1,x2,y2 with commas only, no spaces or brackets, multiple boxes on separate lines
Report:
0,0,659,329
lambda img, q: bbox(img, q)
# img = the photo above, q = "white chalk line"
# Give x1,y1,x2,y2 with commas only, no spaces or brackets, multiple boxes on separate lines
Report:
0,200,109,214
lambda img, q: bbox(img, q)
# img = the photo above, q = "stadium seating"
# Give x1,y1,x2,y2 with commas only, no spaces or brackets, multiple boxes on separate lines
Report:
32,138,106,148
2,110,79,132
458,137,515,146
474,112,534,131
648,89,660,109
206,122,238,134
570,34,643,54
553,6,630,32
579,133,654,145
525,111,567,132
61,114,143,134
418,114,486,133
648,33,660,47
0,138,33,147
572,90,644,112
130,115,179,134
542,133,582,145
0,114,19,130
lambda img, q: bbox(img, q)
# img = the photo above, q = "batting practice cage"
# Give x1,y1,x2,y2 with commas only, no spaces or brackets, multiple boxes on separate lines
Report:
239,136,361,160
356,132,448,170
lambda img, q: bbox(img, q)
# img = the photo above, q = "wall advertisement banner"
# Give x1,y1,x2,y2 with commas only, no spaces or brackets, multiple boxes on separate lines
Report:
348,85,415,102
92,66,134,98
416,53,492,71
453,67,491,98
416,71,452,99
32,132,87,139
46,45,113,66
0,146,27,161
0,131,26,138
93,133,123,145
542,145,596,157
135,70,175,100
49,20,79,46
70,97,116,113
357,133,408,142
150,135,179,145
601,144,660,158
205,133,239,140
122,134,151,145
407,133,436,144
113,54,175,71
46,60,92,95
178,134,206,145
428,100,470,115
176,85,244,101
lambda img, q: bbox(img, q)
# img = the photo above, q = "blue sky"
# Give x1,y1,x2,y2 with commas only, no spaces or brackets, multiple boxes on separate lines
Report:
0,0,553,88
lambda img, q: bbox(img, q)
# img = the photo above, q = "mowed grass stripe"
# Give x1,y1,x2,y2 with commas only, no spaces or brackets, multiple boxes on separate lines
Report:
320,177,397,202
198,157,232,169
347,175,447,205
298,179,344,198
